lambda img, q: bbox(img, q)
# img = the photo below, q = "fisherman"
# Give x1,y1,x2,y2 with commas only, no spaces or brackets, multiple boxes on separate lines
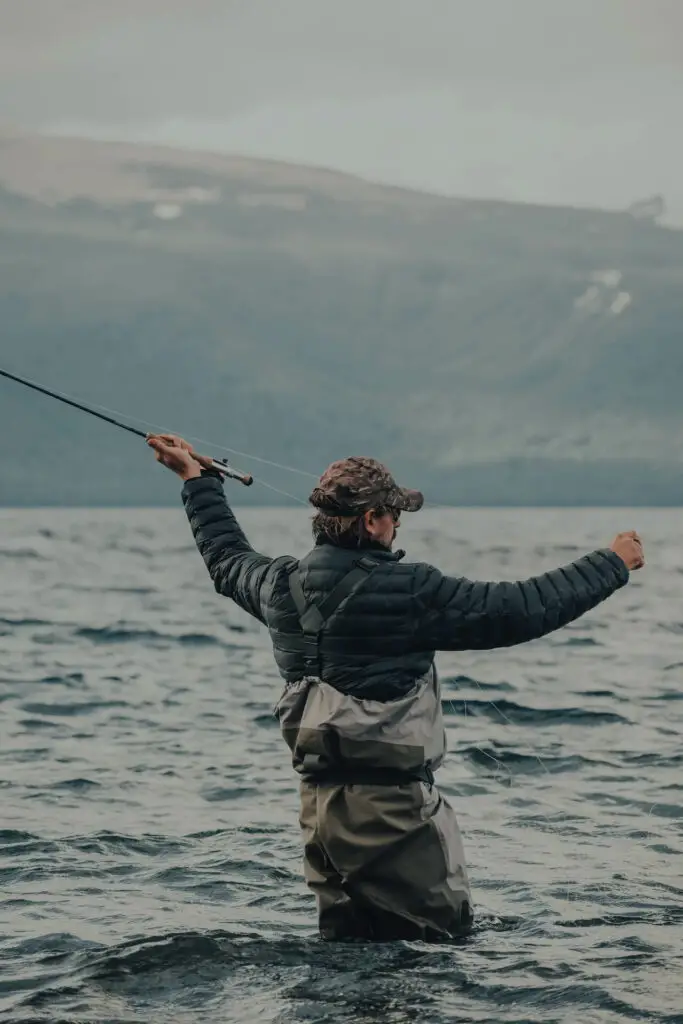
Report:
147,433,645,942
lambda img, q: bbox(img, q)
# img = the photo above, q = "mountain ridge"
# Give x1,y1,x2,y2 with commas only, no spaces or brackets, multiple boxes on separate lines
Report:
1,133,682,507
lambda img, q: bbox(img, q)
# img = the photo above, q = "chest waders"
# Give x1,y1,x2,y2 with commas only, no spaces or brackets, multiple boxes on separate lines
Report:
287,557,435,788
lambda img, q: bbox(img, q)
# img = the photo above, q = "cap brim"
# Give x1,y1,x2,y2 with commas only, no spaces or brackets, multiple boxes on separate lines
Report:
389,486,424,512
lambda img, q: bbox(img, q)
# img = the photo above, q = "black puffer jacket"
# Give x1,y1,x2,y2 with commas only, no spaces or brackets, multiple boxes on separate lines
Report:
182,476,630,700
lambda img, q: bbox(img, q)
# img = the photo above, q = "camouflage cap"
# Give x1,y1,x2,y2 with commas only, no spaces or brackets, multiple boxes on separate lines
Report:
308,456,424,515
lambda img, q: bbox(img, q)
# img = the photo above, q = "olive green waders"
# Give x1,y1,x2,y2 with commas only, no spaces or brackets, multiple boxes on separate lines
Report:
299,778,472,941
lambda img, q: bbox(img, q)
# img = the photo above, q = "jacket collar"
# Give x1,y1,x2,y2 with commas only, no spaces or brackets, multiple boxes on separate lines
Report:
314,537,405,561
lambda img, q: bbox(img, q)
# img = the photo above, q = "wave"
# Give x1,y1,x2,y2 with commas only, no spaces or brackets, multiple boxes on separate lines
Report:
441,674,516,692
622,750,683,767
0,617,52,627
39,672,86,687
0,829,38,846
555,636,602,647
0,548,47,560
441,697,626,725
8,920,659,1024
75,626,231,647
459,746,605,774
19,700,128,717
50,778,102,791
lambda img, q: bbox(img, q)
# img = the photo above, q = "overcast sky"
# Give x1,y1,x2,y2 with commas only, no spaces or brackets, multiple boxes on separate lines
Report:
1,0,682,221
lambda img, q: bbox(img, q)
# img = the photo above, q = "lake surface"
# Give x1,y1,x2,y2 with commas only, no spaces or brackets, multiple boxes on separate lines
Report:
1,506,681,1023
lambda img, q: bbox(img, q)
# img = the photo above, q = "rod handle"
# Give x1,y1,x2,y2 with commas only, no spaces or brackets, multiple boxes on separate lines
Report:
194,453,253,486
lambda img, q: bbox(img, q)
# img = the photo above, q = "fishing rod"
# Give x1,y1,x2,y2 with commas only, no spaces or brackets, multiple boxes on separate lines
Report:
0,367,253,486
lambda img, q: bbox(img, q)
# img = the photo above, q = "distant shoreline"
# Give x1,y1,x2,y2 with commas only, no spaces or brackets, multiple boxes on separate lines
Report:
2,503,681,511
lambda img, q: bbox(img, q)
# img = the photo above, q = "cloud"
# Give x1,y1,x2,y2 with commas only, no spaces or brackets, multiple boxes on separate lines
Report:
1,0,682,126
1,0,682,220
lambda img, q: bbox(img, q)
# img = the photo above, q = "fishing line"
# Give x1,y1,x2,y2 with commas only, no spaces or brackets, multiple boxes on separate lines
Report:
175,434,319,480
0,366,308,488
251,477,310,507
0,366,481,507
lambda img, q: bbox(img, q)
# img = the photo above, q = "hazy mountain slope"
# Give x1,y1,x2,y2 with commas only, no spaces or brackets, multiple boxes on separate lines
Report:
1,133,682,506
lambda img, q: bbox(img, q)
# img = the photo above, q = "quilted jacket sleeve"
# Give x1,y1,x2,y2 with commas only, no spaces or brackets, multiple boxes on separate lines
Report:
413,549,630,652
181,475,273,624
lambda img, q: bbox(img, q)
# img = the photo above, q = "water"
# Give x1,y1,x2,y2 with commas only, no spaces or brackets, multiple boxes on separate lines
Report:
1,506,682,1024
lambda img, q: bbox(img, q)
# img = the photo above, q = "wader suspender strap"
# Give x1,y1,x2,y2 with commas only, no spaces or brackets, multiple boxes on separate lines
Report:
288,557,378,676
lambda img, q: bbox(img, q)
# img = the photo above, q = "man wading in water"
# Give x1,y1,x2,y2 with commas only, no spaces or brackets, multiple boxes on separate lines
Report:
147,433,645,942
